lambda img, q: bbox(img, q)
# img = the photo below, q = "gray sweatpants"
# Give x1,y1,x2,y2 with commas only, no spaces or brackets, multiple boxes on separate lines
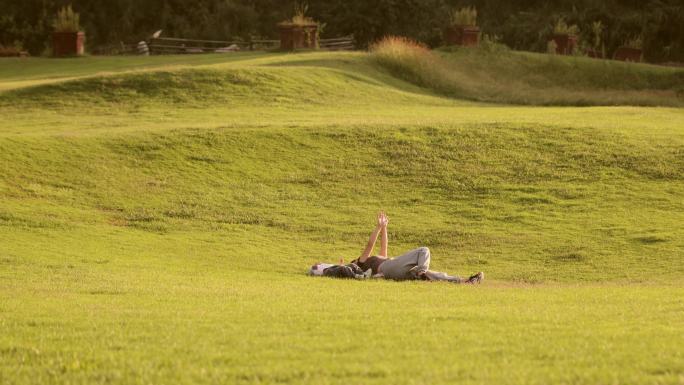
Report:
379,247,462,282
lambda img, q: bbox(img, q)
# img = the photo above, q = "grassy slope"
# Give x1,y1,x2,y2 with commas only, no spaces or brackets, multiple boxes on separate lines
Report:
372,40,684,106
1,52,683,385
0,52,275,91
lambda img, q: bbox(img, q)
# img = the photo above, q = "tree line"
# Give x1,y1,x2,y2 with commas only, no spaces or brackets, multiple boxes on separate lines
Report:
1,0,682,62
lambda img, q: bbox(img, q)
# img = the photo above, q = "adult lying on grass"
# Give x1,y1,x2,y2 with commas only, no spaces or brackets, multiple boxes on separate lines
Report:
350,212,484,284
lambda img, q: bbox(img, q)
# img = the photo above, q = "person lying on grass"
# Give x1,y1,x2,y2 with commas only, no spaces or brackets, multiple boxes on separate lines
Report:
349,212,484,284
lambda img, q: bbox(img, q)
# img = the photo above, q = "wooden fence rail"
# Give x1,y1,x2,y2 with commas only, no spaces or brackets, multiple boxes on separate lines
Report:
145,35,354,55
148,37,262,54
319,35,355,51
320,36,355,43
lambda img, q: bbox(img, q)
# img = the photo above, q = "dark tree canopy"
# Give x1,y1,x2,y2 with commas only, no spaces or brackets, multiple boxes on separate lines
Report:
1,0,682,62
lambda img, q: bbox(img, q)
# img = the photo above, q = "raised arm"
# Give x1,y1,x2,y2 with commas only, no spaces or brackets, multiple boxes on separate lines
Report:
358,213,385,263
358,226,381,263
379,212,388,258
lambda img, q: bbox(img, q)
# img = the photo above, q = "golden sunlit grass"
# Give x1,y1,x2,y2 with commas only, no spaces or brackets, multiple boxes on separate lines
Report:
1,51,683,385
371,35,684,106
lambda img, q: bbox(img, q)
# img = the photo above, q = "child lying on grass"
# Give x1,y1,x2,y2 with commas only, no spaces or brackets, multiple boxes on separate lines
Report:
310,212,484,284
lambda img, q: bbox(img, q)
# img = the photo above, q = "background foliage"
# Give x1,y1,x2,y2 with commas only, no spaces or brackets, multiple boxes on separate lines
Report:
0,0,683,61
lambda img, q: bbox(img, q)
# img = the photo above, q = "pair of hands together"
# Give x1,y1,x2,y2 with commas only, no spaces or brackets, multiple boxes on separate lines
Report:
376,211,389,228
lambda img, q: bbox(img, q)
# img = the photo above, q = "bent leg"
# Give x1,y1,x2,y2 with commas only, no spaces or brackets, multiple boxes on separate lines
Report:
380,247,431,280
409,246,431,273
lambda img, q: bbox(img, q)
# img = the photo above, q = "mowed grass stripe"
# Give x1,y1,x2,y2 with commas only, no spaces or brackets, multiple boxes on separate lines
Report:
1,273,683,384
1,125,682,283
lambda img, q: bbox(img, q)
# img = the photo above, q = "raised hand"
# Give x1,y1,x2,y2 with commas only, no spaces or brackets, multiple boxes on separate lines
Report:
377,211,389,228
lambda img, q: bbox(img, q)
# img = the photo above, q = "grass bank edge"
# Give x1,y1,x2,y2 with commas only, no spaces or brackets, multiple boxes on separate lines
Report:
370,36,684,107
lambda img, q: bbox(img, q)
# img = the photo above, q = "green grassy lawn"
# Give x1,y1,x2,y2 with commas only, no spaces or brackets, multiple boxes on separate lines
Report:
1,51,683,384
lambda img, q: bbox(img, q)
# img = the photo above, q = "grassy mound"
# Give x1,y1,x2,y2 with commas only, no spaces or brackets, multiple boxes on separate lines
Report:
0,53,465,113
371,36,684,106
0,52,273,91
0,67,396,108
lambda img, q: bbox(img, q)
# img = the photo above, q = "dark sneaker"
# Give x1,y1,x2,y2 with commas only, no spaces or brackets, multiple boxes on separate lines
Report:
465,272,484,284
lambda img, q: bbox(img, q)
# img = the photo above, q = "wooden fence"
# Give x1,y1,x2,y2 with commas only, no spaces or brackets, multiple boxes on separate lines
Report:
145,35,354,54
148,37,276,54
319,36,355,51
